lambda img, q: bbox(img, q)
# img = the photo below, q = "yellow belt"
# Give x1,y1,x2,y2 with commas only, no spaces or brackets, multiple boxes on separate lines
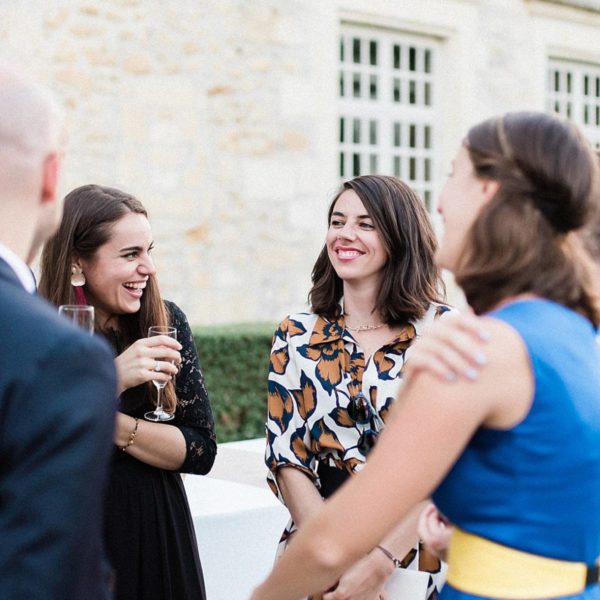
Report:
447,527,599,599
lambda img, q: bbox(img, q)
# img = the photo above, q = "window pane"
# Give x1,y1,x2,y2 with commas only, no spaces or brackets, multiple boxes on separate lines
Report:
339,117,345,143
409,124,416,148
339,152,345,178
393,44,400,69
353,119,361,143
393,123,401,147
409,157,416,180
424,49,431,73
339,72,345,97
353,73,361,98
353,153,360,176
369,154,378,173
424,82,431,106
409,47,416,71
370,75,378,100
340,37,345,62
394,156,401,177
370,40,378,66
409,80,416,104
369,120,378,145
393,78,401,103
353,38,361,64
424,125,431,149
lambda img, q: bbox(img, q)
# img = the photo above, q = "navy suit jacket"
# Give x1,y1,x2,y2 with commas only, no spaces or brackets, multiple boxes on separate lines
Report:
0,258,118,600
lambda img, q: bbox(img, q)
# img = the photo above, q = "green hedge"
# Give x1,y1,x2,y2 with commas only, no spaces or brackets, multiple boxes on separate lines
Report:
193,322,276,443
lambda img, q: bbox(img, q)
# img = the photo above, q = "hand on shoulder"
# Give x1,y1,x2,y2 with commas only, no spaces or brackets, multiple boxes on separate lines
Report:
403,309,491,383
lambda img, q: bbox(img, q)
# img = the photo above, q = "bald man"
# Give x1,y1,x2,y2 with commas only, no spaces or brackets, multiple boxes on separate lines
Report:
0,67,117,599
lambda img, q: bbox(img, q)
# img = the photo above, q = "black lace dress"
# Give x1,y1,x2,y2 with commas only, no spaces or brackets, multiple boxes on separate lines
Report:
103,301,217,600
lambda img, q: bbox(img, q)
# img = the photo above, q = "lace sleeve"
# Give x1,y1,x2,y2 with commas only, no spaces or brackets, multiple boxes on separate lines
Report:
167,301,217,475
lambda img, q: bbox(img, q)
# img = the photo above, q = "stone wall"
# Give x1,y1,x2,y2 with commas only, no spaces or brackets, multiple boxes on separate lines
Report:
0,0,599,324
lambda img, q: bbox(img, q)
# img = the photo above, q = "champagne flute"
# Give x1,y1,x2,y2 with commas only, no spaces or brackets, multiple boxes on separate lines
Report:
144,326,177,422
58,304,94,335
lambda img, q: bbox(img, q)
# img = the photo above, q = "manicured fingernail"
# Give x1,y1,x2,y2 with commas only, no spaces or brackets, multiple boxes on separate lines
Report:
465,367,478,380
479,329,491,341
475,352,488,365
445,371,457,381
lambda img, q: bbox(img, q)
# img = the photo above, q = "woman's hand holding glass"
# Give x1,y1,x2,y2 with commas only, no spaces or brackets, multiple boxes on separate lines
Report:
114,333,181,396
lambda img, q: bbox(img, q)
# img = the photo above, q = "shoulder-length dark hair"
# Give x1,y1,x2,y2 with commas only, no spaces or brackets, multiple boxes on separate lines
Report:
39,184,176,411
309,175,444,324
455,111,600,326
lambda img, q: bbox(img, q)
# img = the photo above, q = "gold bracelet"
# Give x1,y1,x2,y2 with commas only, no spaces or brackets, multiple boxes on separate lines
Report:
120,418,139,452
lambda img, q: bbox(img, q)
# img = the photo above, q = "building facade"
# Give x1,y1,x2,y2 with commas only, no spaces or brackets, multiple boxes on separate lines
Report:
1,0,599,324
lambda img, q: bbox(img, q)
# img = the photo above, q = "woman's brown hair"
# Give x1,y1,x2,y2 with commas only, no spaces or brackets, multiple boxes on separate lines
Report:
455,112,600,326
38,184,176,411
309,175,444,324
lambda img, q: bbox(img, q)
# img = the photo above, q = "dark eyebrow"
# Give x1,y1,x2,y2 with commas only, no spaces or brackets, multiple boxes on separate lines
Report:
331,211,372,219
119,241,154,253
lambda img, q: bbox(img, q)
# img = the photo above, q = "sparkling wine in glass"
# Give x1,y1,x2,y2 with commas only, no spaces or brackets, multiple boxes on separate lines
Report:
144,326,177,422
58,304,94,335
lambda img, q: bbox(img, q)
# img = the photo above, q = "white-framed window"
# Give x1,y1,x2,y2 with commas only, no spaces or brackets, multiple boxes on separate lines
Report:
338,25,439,209
547,58,600,148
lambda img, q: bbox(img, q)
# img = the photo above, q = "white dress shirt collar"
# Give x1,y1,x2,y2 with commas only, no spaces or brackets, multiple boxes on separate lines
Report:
0,242,36,293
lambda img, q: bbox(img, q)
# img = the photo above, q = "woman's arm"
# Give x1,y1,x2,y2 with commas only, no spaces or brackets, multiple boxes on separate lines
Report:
277,466,324,526
168,302,217,474
266,317,320,503
114,303,217,473
114,412,187,469
250,318,533,600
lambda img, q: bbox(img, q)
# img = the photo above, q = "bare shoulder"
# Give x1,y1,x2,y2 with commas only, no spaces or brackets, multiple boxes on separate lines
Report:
475,316,534,428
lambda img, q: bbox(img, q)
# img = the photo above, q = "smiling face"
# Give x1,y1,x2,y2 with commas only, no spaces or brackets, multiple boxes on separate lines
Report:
436,145,498,272
326,189,388,287
78,211,156,328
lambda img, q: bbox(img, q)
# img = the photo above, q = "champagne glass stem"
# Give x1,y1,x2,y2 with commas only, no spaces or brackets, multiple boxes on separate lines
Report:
155,387,163,416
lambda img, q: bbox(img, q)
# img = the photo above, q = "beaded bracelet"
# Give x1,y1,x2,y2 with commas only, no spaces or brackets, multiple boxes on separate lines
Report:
375,544,403,568
120,417,139,452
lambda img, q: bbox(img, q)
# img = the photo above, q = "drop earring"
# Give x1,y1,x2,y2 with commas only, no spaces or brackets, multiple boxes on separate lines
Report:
71,265,85,287
70,265,87,305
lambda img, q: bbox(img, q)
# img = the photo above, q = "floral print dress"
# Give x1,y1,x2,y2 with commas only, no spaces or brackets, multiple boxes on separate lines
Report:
265,304,450,598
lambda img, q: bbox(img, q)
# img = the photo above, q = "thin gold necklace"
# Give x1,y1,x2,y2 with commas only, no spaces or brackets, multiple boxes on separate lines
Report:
344,321,386,332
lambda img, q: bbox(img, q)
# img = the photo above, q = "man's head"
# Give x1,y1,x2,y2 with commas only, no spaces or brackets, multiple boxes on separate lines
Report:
0,66,65,262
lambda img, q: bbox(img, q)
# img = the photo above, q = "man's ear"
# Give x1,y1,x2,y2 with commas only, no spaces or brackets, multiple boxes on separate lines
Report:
480,178,501,206
40,152,61,204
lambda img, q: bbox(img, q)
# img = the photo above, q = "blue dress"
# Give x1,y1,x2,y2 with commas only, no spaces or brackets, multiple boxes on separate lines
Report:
432,299,600,600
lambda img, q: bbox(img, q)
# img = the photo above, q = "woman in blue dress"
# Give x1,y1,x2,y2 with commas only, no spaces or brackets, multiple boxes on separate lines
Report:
250,111,600,600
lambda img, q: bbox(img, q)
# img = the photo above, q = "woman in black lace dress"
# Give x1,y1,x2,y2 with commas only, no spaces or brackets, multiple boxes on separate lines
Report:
39,184,217,600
